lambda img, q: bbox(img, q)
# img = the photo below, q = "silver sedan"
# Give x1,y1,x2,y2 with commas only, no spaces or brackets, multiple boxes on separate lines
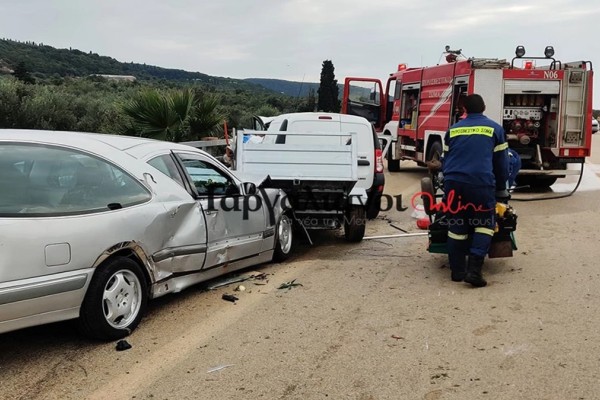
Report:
0,130,293,340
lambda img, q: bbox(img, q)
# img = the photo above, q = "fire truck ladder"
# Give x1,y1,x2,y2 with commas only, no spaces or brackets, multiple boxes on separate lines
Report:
561,69,587,147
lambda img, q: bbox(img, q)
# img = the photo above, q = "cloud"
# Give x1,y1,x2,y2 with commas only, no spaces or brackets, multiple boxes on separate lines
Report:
0,0,598,105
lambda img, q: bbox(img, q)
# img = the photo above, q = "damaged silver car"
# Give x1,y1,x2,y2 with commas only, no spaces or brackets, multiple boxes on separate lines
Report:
0,130,293,340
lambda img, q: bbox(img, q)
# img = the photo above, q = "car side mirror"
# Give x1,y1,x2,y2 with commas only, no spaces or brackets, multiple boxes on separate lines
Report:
243,182,257,195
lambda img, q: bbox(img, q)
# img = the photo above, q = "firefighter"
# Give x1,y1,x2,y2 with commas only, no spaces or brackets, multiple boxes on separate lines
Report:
507,148,521,188
442,94,510,287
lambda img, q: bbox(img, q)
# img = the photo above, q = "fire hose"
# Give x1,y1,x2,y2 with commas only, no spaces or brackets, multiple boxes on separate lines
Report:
510,160,585,202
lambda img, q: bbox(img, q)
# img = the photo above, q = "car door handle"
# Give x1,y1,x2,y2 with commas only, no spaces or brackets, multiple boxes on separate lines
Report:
204,209,219,216
358,160,370,166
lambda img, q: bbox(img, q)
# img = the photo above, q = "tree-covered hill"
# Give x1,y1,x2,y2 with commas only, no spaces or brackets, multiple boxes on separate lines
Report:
243,78,371,101
0,38,313,137
244,78,320,98
0,38,271,93
0,38,364,100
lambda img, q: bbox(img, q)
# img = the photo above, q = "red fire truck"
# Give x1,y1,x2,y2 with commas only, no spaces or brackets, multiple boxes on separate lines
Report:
342,46,594,188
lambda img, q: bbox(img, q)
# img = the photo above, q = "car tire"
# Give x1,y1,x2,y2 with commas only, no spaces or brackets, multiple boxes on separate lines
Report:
273,213,293,262
421,177,436,216
79,256,148,341
344,206,366,242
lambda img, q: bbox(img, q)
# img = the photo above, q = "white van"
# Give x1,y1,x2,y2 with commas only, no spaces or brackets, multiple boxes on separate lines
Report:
265,112,385,222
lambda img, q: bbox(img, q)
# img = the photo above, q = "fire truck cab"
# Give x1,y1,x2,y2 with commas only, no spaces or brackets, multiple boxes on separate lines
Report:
342,46,594,188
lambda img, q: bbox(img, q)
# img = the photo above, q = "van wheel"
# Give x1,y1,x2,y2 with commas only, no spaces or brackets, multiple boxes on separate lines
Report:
79,257,148,341
273,214,293,262
344,206,366,242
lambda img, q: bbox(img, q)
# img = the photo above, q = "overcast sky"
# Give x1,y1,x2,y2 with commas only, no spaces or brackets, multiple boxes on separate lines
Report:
1,0,599,106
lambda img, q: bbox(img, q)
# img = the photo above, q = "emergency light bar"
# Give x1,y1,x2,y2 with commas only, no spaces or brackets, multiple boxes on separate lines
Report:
523,60,535,69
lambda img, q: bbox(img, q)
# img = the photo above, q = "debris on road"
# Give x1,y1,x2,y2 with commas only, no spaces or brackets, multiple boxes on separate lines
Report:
253,273,268,281
207,364,234,373
207,271,268,290
222,294,239,303
278,279,303,290
234,285,246,292
115,339,132,351
389,223,409,233
363,232,428,240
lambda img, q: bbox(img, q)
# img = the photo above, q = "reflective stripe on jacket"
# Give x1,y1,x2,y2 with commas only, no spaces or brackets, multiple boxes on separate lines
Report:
442,113,509,189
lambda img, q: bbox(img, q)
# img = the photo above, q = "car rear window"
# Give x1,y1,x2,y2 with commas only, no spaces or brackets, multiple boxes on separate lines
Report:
0,143,151,217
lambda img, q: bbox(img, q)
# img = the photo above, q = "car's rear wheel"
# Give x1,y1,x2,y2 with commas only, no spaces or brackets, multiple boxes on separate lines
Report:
273,213,293,262
79,257,148,341
344,206,366,242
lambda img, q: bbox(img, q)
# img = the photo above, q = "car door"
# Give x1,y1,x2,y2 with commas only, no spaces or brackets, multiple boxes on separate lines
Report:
174,152,266,269
146,153,208,274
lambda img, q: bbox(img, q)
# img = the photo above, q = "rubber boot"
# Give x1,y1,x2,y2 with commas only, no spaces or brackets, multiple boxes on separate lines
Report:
448,238,468,282
464,255,487,287
450,258,466,282
451,269,466,282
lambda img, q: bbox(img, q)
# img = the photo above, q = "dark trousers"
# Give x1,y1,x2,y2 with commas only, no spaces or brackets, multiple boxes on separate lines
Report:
443,180,496,271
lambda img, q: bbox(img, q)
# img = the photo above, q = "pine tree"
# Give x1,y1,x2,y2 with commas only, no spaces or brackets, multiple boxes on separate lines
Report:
12,62,35,84
317,60,340,112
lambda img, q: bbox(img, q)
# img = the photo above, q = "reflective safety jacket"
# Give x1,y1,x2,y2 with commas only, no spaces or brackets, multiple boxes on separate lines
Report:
442,113,509,190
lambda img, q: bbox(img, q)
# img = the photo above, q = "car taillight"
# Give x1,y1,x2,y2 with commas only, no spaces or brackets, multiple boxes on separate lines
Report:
375,149,384,173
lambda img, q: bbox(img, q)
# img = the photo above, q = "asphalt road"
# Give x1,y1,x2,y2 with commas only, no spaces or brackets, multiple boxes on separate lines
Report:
1,135,600,400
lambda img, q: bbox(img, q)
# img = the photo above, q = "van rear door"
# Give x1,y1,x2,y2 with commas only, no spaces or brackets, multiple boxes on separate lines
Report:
340,120,374,195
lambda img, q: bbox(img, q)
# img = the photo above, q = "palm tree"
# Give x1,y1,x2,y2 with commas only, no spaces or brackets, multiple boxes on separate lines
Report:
120,89,192,141
188,92,224,140
121,89,224,142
